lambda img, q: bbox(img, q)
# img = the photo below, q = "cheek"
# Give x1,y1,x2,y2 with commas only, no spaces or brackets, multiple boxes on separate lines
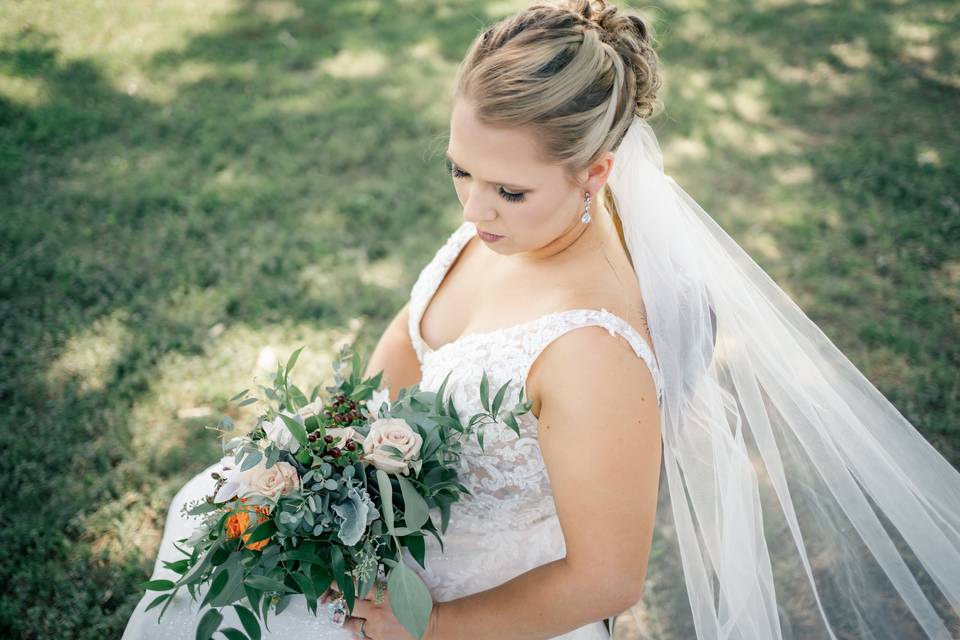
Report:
520,193,567,231
452,181,468,205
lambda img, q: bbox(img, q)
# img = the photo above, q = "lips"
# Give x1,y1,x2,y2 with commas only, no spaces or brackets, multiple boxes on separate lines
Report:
478,230,503,238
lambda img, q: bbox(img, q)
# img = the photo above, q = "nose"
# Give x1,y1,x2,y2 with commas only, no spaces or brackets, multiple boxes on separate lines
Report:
460,183,497,224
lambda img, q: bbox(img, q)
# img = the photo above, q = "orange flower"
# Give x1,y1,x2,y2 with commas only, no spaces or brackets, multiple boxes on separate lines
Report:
225,497,272,551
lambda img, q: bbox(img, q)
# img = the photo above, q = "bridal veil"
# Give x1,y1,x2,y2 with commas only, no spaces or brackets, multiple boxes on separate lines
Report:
609,114,960,639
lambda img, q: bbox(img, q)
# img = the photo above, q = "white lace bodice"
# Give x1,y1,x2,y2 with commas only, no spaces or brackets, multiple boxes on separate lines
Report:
402,219,663,610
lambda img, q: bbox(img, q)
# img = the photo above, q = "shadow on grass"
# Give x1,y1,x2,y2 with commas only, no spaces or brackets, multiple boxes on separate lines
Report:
0,1,489,636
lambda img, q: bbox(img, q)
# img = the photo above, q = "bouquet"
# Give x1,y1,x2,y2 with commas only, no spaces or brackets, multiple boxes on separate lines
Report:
142,344,532,640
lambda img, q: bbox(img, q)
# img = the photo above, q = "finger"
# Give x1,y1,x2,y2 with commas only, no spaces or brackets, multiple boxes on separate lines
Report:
346,596,373,619
342,616,366,638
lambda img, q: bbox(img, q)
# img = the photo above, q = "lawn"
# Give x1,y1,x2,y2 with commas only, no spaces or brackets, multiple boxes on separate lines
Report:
1,0,957,638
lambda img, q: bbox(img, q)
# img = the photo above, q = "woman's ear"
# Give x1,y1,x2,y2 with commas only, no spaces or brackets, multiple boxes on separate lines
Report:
582,151,615,195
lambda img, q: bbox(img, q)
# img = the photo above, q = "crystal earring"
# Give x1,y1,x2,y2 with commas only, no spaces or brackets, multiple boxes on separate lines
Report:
580,192,592,224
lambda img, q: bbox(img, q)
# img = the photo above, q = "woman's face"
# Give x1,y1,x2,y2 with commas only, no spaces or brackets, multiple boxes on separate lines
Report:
446,97,611,258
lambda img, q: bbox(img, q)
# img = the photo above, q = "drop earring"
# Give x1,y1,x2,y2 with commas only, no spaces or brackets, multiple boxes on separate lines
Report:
580,192,592,224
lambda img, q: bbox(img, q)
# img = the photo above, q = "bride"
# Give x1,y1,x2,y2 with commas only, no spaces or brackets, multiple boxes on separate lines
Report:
123,1,960,638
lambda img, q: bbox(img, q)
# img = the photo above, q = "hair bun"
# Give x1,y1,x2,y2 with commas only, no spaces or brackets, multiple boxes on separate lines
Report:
573,0,646,42
567,0,661,119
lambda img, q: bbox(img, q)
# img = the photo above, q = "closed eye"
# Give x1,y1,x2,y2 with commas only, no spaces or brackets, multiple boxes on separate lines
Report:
445,159,526,203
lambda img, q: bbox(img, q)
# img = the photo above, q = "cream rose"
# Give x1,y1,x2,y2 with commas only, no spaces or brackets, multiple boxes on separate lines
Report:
241,459,300,501
263,411,302,453
365,387,391,417
298,400,322,419
362,418,423,476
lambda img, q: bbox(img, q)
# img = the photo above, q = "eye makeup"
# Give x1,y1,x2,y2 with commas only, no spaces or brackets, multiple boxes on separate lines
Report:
444,157,527,203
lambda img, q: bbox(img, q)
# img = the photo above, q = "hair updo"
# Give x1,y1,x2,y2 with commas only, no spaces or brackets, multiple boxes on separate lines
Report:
453,0,662,253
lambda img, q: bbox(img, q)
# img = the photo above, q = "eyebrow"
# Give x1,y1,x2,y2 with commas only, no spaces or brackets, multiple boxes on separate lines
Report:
445,150,534,192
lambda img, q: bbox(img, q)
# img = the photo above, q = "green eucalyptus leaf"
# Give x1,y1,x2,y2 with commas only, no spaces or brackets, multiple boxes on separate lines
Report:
240,451,263,472
286,346,304,376
278,413,308,448
330,546,355,612
491,379,511,417
405,534,427,570
479,370,489,411
290,571,317,608
376,469,395,532
233,604,261,640
244,575,293,594
433,371,452,415
178,543,217,587
427,414,460,431
279,550,325,565
397,476,429,530
242,586,262,620
446,394,459,422
145,592,172,612
245,520,276,546
200,568,230,608
210,556,245,607
196,608,224,640
380,444,404,458
387,562,433,640
143,579,176,591
504,412,521,437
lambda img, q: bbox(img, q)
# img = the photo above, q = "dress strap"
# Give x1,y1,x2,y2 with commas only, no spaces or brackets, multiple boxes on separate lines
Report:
520,307,664,407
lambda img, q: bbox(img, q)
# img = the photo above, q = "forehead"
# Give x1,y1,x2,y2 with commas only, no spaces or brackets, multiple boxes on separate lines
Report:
448,98,555,177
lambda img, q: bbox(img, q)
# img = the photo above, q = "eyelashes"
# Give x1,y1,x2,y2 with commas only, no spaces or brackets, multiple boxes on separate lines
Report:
445,159,526,203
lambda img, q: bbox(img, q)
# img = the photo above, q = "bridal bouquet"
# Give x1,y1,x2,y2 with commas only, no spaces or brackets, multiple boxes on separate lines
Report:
142,344,531,640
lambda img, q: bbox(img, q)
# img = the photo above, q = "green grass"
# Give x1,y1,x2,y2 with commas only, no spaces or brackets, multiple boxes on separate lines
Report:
0,0,957,638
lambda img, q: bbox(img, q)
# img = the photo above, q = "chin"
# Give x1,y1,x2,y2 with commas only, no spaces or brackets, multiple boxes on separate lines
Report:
482,242,515,255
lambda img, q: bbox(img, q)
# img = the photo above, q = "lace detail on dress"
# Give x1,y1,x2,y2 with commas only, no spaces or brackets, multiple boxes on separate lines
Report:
401,221,663,611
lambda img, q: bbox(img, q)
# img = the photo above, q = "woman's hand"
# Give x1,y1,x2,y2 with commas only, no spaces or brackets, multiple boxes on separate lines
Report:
321,579,438,640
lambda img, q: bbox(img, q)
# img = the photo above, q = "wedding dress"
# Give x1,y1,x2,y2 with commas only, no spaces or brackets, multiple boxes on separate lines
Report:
122,218,661,639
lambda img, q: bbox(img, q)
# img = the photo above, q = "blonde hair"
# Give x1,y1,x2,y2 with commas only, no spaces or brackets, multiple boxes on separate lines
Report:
453,0,663,257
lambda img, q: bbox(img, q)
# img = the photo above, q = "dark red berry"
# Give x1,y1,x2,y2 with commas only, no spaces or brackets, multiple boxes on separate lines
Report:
345,441,356,452
330,447,342,458
348,400,356,409
324,435,334,443
307,433,317,442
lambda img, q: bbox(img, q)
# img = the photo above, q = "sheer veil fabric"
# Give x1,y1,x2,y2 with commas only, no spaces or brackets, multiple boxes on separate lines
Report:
610,115,960,639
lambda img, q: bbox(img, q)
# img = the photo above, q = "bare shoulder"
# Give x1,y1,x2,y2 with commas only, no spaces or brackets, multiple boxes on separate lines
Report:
529,324,661,425
525,287,657,420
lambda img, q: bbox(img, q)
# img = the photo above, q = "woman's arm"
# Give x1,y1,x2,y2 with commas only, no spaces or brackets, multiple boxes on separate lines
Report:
363,301,423,403
427,326,662,640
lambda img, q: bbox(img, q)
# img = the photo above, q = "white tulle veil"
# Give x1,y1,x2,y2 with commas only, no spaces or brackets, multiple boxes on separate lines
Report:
607,114,960,639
